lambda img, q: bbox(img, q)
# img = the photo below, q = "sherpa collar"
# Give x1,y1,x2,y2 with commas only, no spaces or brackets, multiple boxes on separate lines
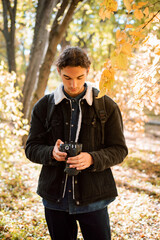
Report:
54,82,93,106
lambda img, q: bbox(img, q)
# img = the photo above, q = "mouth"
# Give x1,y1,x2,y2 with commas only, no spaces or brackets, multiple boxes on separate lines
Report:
70,88,77,92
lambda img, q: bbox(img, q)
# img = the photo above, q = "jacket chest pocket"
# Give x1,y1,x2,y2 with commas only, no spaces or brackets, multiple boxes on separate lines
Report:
46,119,64,144
80,115,101,151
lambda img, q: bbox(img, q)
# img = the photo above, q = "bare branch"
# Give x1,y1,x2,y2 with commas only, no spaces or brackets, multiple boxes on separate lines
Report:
50,0,70,31
2,0,9,38
59,0,82,30
5,0,12,19
74,0,89,14
142,10,160,29
148,1,160,8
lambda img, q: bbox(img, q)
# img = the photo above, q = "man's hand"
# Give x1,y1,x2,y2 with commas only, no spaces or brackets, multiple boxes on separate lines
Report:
67,152,93,170
52,139,67,161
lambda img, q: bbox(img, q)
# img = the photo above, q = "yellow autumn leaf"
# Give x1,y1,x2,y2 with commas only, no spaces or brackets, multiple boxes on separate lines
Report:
143,7,149,17
99,67,115,91
116,30,127,45
99,75,106,90
111,51,128,70
129,29,145,38
111,0,118,12
134,9,144,20
148,12,154,19
132,4,138,10
99,8,106,21
104,9,112,19
123,0,132,12
104,78,114,90
133,1,148,10
97,87,106,98
102,0,118,12
137,1,148,8
144,13,155,28
121,42,132,56
132,43,139,48
116,29,121,39
103,68,115,79
125,24,133,28
155,47,160,55
117,53,128,70
136,23,145,29
99,0,118,20
142,36,149,45
103,58,111,68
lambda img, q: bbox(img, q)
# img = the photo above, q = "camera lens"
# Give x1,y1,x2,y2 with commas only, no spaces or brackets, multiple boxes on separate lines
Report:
65,145,70,151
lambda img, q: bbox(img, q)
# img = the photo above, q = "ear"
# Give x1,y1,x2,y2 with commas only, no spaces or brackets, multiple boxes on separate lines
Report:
87,67,90,75
57,67,61,75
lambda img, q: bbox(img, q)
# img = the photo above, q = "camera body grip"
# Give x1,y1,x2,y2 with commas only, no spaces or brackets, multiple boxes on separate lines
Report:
59,142,82,176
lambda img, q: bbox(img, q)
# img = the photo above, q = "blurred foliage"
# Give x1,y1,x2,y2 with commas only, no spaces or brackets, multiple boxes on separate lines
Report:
0,62,29,160
0,0,36,74
0,152,49,239
0,0,159,128
65,0,116,71
98,0,160,94
0,132,159,239
107,28,160,131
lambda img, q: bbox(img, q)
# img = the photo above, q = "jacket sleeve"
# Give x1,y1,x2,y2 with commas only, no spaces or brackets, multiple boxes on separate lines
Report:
25,95,59,166
89,102,128,172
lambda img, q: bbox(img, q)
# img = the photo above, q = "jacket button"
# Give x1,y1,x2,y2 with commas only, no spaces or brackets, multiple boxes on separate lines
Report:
65,122,69,125
57,199,60,203
75,180,77,184
76,201,80,205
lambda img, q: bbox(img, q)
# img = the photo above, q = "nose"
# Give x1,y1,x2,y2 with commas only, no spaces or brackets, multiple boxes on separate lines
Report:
71,79,77,88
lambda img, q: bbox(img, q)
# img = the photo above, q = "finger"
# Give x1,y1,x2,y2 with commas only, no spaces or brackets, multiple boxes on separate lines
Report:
67,158,81,164
67,155,82,161
54,154,66,161
76,164,86,170
67,152,83,161
56,150,67,157
67,156,76,161
56,139,64,148
69,162,84,169
76,166,84,170
53,150,67,161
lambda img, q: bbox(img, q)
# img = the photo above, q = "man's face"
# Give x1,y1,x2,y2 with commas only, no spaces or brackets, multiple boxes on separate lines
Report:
58,66,89,97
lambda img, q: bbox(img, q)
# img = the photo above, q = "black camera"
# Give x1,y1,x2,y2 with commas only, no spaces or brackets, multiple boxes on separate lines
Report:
59,142,82,176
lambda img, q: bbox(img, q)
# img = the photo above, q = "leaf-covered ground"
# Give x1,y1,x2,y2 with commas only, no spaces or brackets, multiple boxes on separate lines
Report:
0,129,160,240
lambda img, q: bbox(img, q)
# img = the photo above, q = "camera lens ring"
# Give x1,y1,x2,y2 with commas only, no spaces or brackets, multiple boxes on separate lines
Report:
65,145,70,151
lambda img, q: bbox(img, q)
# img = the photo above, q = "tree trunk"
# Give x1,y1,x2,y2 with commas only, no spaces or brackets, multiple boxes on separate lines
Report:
28,0,82,122
2,0,17,73
22,0,60,119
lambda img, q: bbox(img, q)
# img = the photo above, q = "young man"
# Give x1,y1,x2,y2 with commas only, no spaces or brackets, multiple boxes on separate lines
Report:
25,46,128,240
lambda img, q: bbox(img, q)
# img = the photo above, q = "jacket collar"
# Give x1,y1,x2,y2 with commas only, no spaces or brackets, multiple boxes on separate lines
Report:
54,82,93,106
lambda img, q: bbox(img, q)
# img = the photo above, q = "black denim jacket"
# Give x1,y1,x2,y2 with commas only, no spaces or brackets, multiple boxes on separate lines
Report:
25,87,128,206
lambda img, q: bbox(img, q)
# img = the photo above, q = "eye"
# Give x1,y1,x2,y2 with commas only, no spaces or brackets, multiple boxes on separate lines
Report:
78,76,83,80
64,76,71,80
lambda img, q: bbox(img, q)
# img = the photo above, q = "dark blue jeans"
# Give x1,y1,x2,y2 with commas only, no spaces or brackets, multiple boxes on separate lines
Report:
44,207,111,240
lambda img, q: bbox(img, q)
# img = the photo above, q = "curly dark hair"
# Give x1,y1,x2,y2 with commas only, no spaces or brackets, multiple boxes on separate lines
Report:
56,46,91,70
